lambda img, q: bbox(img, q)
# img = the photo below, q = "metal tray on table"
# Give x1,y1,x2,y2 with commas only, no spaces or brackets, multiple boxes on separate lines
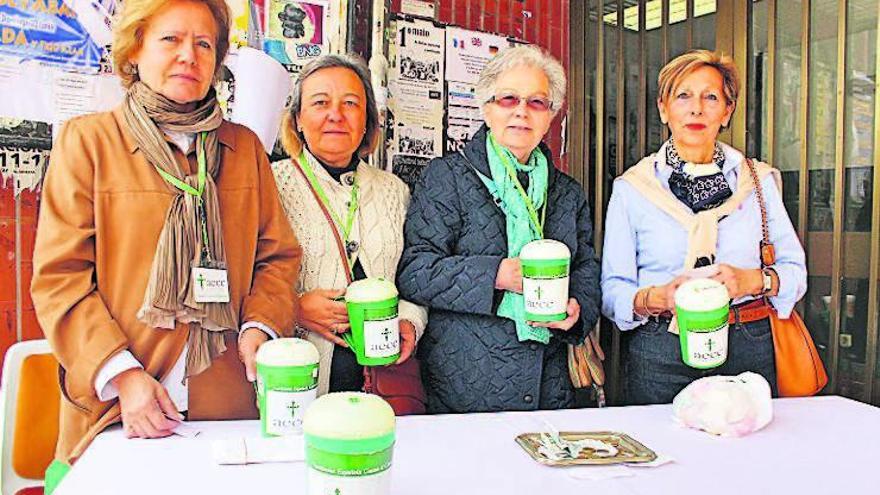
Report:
515,431,657,466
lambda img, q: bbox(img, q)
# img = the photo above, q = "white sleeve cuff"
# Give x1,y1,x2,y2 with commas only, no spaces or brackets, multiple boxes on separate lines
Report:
94,350,143,402
613,285,647,331
240,321,279,341
398,299,428,342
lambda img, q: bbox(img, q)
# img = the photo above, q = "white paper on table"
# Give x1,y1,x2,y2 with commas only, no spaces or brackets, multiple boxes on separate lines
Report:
212,436,306,465
567,466,635,481
226,47,292,153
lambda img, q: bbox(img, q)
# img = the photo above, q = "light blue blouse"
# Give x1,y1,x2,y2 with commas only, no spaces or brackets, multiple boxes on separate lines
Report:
600,141,808,330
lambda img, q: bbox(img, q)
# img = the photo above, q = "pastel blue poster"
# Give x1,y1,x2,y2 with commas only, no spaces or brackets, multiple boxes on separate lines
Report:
0,0,105,70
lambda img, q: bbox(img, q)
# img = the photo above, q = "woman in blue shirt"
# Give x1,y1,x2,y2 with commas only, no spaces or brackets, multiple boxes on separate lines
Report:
601,50,807,405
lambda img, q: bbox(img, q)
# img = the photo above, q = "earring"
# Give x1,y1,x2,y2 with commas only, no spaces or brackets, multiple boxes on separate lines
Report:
125,63,138,76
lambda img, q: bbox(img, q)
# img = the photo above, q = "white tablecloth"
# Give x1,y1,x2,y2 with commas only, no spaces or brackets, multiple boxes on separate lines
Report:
55,396,879,495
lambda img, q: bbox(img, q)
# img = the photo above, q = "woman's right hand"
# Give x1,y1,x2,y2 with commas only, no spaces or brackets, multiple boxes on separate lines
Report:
495,257,523,293
656,275,690,312
298,289,350,346
113,368,181,439
634,275,689,316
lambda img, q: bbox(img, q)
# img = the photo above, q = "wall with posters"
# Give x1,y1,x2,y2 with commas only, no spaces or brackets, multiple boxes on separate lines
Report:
0,0,349,366
1,0,124,364
390,0,570,172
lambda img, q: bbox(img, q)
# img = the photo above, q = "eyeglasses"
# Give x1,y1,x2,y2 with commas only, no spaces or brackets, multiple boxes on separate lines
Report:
489,93,553,112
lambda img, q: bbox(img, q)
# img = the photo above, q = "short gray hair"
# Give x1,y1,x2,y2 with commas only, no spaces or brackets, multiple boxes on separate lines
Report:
475,45,567,116
287,54,380,158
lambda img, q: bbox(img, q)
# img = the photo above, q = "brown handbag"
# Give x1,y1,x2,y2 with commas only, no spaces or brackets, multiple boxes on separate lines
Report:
567,332,607,406
294,160,427,415
746,159,828,397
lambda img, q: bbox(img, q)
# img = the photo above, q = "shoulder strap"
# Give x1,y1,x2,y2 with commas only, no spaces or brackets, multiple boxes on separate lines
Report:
745,158,776,267
292,161,354,285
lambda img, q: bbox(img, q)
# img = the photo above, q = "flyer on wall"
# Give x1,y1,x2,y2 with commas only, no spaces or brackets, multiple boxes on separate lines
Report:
0,118,52,196
444,26,512,84
0,0,109,71
263,0,331,75
388,16,444,187
444,27,513,154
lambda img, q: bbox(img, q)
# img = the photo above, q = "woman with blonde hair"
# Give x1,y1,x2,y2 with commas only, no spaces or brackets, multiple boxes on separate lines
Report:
601,50,807,405
271,54,427,397
31,0,301,489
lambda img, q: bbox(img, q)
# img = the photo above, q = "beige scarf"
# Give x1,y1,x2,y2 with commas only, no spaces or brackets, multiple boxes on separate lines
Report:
124,82,238,377
620,143,780,334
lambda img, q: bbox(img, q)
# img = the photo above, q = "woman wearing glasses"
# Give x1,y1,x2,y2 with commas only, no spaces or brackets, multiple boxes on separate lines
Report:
397,45,601,413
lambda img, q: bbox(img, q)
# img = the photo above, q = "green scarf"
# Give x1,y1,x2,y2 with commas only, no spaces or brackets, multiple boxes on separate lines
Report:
477,132,550,344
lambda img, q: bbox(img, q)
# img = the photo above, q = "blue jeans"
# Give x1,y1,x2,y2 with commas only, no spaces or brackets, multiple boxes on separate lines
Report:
623,317,778,405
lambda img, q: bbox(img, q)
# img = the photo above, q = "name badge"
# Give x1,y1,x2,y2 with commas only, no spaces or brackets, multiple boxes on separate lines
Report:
192,267,230,303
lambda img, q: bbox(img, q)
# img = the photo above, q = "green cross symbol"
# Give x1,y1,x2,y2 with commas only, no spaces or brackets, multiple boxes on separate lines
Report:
706,338,715,352
287,401,299,419
536,286,544,300
197,273,206,289
334,489,342,495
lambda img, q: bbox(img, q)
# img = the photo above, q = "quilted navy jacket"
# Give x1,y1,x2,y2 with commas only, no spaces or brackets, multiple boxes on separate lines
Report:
397,126,602,413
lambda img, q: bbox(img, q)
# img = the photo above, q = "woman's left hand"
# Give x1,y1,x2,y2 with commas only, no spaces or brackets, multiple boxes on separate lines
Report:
239,327,270,382
396,320,417,364
711,263,763,300
529,298,581,331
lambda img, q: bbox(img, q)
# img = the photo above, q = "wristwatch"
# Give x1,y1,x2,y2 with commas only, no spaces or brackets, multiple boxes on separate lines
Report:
760,268,774,295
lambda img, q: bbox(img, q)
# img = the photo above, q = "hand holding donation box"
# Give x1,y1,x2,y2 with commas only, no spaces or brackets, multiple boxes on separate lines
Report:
675,278,731,369
521,239,571,322
344,278,401,366
256,338,320,437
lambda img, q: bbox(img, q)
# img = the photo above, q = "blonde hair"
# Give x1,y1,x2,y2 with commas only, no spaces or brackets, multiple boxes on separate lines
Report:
657,50,739,106
113,0,231,88
280,54,380,159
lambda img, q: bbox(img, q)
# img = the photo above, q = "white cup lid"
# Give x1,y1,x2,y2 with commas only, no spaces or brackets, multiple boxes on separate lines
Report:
674,278,730,312
346,278,398,303
303,392,395,439
256,338,319,367
520,239,571,260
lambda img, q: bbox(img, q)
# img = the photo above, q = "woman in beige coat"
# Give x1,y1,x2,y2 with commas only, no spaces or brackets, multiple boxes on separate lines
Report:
30,0,300,488
272,54,427,395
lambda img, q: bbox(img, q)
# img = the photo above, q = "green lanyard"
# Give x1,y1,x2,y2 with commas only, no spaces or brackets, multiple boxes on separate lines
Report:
152,131,213,263
489,136,547,238
297,151,360,256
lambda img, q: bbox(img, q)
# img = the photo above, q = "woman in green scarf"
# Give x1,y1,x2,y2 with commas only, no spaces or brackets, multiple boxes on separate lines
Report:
398,45,601,413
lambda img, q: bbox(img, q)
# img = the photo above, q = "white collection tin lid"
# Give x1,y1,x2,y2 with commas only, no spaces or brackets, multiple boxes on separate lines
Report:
303,392,395,440
520,239,571,261
674,278,730,312
256,338,320,367
345,278,399,303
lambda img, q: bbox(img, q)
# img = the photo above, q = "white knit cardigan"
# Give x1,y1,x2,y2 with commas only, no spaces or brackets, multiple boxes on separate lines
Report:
271,150,428,395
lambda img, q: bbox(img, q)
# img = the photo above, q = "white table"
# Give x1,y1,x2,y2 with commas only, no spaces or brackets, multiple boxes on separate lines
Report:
56,396,878,495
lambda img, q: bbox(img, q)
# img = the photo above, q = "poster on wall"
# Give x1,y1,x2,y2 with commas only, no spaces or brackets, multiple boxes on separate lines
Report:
443,28,514,153
446,80,483,154
263,0,330,74
0,118,52,195
226,0,250,47
0,0,109,71
387,16,444,186
444,27,511,84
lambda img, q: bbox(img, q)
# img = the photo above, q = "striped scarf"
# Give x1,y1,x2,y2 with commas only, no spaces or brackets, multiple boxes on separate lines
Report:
124,81,237,378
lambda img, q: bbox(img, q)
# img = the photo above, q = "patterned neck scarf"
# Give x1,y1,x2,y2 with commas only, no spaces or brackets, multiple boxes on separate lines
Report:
666,138,731,212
